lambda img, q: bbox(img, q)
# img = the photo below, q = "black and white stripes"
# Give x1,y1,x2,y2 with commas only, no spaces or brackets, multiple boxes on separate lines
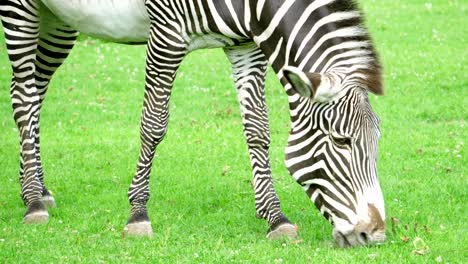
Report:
1,1,78,221
2,0,385,246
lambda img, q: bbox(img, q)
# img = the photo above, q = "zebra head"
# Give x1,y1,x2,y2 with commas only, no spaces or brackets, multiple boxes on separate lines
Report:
282,66,385,247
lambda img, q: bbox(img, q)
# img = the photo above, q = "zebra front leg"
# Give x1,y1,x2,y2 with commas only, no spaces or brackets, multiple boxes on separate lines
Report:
224,45,297,240
123,22,187,236
1,2,47,223
15,5,78,209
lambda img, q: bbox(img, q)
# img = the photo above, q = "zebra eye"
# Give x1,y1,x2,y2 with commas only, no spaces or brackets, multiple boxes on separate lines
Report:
332,136,352,146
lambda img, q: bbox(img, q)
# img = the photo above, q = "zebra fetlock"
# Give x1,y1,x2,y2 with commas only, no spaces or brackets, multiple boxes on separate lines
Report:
41,188,56,208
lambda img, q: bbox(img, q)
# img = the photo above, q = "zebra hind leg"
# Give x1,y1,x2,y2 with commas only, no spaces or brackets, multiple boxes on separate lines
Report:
123,21,187,236
34,10,78,208
224,45,298,240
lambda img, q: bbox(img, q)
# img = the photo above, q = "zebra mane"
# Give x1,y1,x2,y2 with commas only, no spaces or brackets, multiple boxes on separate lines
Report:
259,0,384,95
286,0,384,95
336,0,383,95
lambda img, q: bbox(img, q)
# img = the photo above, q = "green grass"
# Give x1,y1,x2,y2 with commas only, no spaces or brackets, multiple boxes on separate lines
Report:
0,0,466,263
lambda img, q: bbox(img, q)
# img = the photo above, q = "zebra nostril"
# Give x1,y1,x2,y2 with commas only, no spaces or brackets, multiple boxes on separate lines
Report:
360,232,369,242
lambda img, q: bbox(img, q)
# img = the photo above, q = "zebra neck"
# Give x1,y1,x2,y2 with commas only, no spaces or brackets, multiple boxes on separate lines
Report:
40,0,150,42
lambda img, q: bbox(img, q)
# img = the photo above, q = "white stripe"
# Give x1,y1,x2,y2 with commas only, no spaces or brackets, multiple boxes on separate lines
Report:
302,178,350,206
299,27,367,70
197,0,209,31
253,0,295,44
188,1,202,33
285,0,337,65
316,41,370,72
315,190,358,224
244,0,251,32
256,0,266,20
290,160,326,180
207,0,242,38
180,1,193,33
268,37,283,65
295,10,359,61
226,0,247,36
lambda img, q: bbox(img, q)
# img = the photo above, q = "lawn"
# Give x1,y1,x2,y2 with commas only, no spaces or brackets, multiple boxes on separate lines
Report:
0,0,466,263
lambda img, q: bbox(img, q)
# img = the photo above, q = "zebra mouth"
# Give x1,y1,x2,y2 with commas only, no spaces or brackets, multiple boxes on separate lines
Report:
335,231,360,247
333,229,386,248
336,231,352,247
333,230,371,248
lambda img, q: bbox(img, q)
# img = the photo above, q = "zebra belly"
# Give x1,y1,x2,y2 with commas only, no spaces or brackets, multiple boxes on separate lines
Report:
40,0,150,43
188,35,236,51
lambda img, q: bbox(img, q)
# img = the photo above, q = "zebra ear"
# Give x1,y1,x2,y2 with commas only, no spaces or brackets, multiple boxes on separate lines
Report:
283,67,321,99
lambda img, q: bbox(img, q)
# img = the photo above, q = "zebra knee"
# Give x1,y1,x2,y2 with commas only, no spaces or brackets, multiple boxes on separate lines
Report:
245,131,270,149
141,126,168,148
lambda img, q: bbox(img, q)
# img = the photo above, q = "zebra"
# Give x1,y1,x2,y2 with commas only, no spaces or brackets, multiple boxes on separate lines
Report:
0,0,386,247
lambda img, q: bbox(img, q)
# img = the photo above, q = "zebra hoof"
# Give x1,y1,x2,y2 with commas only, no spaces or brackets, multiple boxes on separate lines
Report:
23,201,49,224
123,210,153,237
123,222,153,237
266,223,298,240
41,195,56,208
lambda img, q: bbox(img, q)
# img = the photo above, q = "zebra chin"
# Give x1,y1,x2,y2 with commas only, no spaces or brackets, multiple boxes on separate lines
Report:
331,203,386,248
